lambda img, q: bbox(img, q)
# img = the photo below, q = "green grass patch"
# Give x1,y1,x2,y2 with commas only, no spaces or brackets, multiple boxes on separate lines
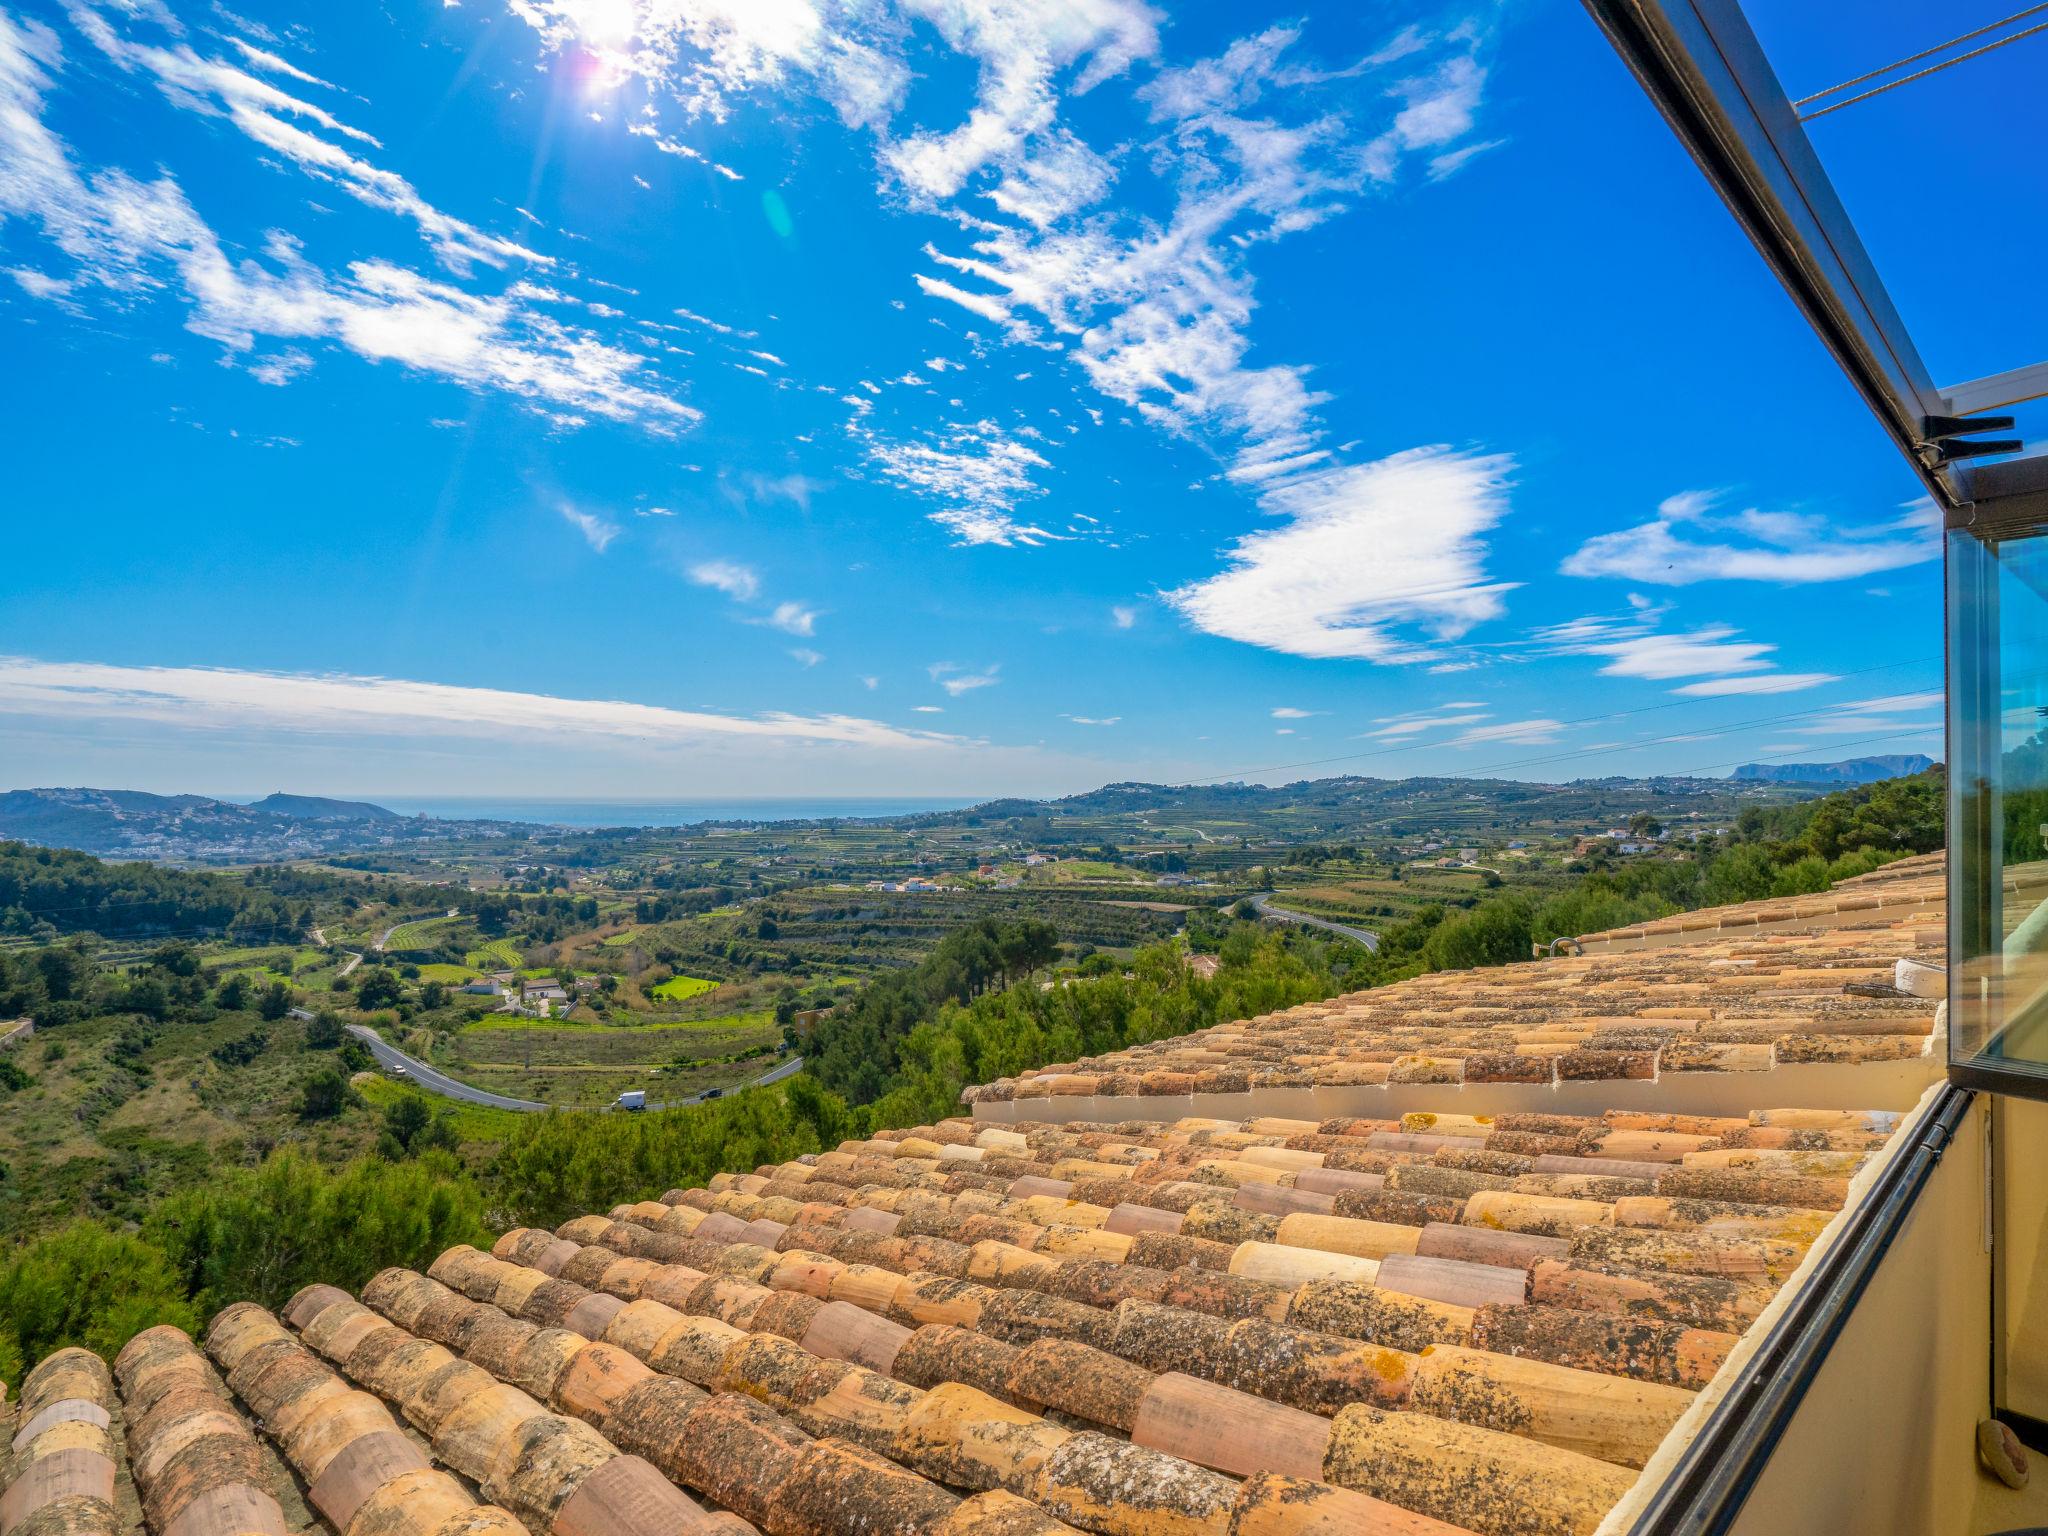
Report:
416,963,481,983
650,975,718,1001
354,1075,527,1144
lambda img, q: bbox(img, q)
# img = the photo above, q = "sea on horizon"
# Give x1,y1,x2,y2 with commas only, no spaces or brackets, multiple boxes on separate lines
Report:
369,796,980,828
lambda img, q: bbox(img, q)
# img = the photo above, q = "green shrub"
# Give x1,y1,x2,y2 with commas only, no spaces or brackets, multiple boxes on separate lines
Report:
146,1148,489,1315
0,1221,199,1376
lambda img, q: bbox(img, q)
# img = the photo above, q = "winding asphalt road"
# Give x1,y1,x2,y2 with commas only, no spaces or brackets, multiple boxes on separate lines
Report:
1249,892,1380,952
344,1023,804,1113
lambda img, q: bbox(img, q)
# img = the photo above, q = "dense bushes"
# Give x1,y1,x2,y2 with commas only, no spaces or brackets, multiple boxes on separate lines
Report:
0,840,314,941
805,917,1061,1102
0,1222,198,1386
1364,769,1945,979
863,924,1354,1127
0,1147,488,1379
488,1073,866,1230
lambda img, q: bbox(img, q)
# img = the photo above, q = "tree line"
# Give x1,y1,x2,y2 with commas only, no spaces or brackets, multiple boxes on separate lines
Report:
1363,768,1945,979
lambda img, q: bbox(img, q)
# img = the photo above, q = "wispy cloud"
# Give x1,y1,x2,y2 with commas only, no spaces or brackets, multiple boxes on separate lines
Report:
0,12,694,432
930,662,1000,697
789,647,824,667
1360,709,1490,740
0,655,961,751
1536,611,1836,695
509,2,1503,632
765,601,818,637
855,419,1057,546
1563,490,1940,586
1671,673,1837,697
1270,707,1320,719
1061,714,1120,726
559,502,621,552
1111,605,1138,630
74,5,542,274
1451,718,1562,748
688,560,761,600
1167,447,1517,661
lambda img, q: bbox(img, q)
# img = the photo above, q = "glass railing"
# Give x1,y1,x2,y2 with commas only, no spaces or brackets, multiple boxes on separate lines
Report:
1950,522,2048,1091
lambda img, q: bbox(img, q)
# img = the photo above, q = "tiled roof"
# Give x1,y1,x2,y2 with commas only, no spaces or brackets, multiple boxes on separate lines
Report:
0,872,1948,1536
966,875,1944,1107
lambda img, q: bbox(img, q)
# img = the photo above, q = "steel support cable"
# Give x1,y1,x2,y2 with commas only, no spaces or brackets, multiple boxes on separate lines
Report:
1794,3,2048,104
1799,10,2048,120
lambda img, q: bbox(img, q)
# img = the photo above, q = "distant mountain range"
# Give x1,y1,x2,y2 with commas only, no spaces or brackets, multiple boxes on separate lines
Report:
0,787,504,862
1729,754,1937,786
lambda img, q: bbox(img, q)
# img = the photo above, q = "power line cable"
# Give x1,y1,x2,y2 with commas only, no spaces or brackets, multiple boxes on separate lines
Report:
1185,654,1941,785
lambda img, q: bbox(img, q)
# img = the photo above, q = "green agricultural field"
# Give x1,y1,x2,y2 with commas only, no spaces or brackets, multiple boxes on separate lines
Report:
600,928,646,947
385,915,460,950
465,939,523,968
651,974,718,1001
353,1075,527,1146
444,1013,779,1108
416,962,481,983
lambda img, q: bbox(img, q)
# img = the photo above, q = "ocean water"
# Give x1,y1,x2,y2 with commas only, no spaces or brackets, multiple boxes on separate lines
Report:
371,796,979,829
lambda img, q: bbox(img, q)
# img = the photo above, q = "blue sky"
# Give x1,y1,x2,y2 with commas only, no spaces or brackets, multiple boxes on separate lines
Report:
0,0,1992,800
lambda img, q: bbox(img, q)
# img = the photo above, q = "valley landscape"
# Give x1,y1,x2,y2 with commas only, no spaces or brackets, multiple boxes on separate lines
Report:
0,761,1944,1379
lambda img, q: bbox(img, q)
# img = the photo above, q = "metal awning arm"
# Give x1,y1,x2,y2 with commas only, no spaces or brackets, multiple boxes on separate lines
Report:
1579,0,1989,508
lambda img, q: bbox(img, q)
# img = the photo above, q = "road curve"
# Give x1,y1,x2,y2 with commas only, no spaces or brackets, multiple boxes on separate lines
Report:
1249,891,1380,952
346,1024,547,1111
344,1023,805,1113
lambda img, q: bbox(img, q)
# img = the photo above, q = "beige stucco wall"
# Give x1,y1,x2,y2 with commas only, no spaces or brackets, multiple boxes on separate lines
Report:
1718,1092,1992,1535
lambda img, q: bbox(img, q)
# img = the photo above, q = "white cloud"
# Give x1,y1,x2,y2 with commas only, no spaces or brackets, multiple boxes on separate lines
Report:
1670,673,1837,697
789,647,824,667
913,704,943,713
1060,714,1119,726
508,2,1501,623
0,17,697,433
1451,718,1561,748
688,559,760,599
559,501,621,551
1269,707,1318,719
860,675,880,690
74,6,543,274
766,600,818,636
1111,604,1137,629
930,662,999,696
1537,611,1838,696
224,38,338,92
1843,690,1944,713
1166,446,1516,661
1361,710,1488,739
0,654,962,751
856,418,1057,545
1563,489,1939,585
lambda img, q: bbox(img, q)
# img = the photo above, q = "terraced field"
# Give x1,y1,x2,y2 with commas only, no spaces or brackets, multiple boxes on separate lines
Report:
1273,866,1501,925
464,938,523,967
384,914,461,950
443,1012,777,1107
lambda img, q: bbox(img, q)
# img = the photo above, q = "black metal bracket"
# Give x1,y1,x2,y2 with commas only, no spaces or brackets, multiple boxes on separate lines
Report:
1926,414,2017,438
